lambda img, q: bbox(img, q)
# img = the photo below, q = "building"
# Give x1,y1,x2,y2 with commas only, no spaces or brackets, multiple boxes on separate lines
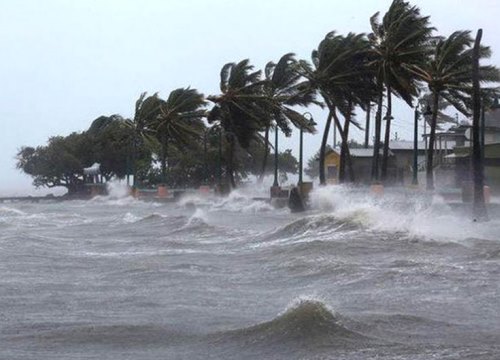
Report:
388,140,426,184
323,147,397,185
440,98,500,190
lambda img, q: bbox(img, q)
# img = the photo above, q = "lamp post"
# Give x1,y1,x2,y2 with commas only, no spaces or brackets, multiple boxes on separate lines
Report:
299,113,316,186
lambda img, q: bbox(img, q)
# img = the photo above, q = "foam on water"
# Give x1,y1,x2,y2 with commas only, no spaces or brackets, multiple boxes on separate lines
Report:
185,208,209,227
122,212,142,223
0,206,26,217
309,185,500,243
106,180,131,199
86,180,140,206
211,190,275,213
2,185,500,359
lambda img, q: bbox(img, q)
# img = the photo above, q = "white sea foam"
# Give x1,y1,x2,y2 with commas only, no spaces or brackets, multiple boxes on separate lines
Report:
211,190,275,214
107,180,131,198
122,212,142,223
185,208,209,227
309,185,500,242
86,180,137,206
0,206,26,216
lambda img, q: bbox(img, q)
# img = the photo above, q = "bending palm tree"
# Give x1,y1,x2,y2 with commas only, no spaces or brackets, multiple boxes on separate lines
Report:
152,88,206,184
208,59,270,189
259,53,319,182
298,32,376,184
369,0,433,182
126,92,163,187
408,30,500,190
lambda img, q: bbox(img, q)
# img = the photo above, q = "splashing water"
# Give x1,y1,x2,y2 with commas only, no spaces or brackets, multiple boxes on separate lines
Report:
308,185,500,242
106,179,132,199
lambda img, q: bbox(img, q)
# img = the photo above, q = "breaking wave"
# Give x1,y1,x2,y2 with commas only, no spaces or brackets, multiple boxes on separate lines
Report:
0,206,27,217
210,191,275,214
215,298,374,348
308,185,500,243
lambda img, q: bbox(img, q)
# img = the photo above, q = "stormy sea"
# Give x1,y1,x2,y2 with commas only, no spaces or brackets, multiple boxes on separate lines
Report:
1,185,499,359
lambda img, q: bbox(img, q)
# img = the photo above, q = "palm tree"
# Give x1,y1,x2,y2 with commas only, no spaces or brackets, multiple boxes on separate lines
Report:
126,92,163,187
259,53,319,182
207,59,270,189
408,30,500,190
151,88,206,184
298,32,376,184
471,29,487,220
369,0,433,182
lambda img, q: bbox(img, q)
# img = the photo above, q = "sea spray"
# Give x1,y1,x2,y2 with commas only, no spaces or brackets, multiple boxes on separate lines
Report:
308,185,500,243
106,179,132,199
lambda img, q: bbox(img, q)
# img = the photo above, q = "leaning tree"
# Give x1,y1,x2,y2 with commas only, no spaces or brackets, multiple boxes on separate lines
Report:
298,31,376,184
368,0,433,182
125,93,163,187
408,30,500,190
259,53,319,182
150,88,206,184
207,59,270,189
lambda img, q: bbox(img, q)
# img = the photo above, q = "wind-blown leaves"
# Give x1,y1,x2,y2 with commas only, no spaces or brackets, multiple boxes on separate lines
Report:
149,87,207,182
369,0,434,104
208,59,270,187
408,30,500,116
264,53,320,135
407,30,500,189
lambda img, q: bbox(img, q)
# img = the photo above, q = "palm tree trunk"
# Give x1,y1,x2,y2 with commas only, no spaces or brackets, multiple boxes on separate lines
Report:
227,134,236,189
160,133,168,184
472,28,488,220
344,104,355,183
332,106,354,183
258,125,270,183
381,86,392,182
371,81,384,182
319,112,333,185
132,131,138,187
364,101,370,149
426,90,440,190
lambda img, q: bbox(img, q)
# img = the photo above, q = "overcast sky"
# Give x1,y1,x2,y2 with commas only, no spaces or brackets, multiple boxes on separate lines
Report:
1,0,499,195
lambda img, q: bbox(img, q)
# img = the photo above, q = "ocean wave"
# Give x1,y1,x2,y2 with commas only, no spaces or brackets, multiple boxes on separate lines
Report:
119,212,173,224
213,298,374,348
89,195,139,206
0,206,27,216
251,213,361,250
210,191,275,214
308,185,500,243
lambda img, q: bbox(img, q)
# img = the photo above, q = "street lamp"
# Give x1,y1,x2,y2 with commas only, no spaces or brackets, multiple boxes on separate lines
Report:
299,112,316,186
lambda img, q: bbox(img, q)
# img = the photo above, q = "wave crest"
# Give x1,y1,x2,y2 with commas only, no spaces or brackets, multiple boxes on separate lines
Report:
217,299,372,348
